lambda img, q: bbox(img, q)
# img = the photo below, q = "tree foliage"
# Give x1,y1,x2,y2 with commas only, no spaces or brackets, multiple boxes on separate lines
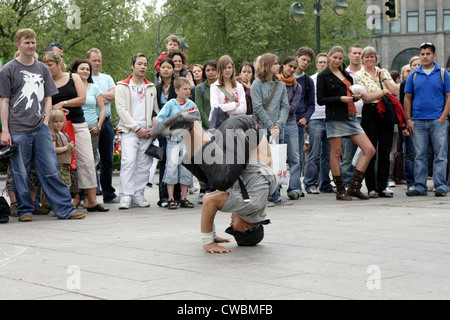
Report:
161,0,372,74
1,0,373,84
0,0,161,124
0,0,160,82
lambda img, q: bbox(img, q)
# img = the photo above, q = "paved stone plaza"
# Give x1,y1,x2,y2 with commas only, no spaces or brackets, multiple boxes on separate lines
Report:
1,174,450,300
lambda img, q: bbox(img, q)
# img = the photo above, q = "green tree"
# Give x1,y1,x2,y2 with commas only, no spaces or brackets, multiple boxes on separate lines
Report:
0,0,161,126
161,0,372,74
0,0,163,78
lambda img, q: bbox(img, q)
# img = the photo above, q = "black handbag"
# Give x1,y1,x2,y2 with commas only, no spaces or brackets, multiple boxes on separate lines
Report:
0,144,18,164
145,141,164,160
209,107,229,129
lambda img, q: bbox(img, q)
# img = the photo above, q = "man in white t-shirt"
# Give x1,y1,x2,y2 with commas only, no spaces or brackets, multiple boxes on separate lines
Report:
87,48,118,203
115,53,158,209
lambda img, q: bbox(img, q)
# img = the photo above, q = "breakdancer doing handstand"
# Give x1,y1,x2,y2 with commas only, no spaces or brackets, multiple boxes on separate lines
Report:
151,113,277,253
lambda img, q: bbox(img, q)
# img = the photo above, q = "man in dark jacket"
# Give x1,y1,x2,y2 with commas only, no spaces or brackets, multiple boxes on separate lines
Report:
294,47,316,198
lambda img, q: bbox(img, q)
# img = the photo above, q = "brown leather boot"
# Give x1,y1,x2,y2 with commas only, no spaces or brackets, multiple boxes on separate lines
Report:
333,175,352,201
347,169,370,200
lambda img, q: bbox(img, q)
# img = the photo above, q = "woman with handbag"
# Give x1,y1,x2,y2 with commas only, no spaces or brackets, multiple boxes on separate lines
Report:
354,46,399,198
209,55,247,129
251,53,290,205
43,52,109,212
317,46,375,201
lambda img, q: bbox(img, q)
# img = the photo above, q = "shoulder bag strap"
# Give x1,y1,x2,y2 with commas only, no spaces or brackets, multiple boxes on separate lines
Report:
264,81,279,110
256,81,280,124
217,86,237,103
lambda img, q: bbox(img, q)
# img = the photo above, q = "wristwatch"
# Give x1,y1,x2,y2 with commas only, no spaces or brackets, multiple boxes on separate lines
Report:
64,101,68,107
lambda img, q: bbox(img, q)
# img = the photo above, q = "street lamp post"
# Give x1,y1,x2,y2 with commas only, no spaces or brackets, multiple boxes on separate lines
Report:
154,14,189,82
290,0,348,54
314,0,321,55
157,14,189,55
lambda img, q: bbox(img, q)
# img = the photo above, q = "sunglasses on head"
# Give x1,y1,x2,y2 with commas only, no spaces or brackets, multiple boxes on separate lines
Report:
420,42,434,48
48,42,63,50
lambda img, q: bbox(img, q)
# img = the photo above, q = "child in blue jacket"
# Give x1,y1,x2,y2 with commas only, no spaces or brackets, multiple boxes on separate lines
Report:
156,77,200,209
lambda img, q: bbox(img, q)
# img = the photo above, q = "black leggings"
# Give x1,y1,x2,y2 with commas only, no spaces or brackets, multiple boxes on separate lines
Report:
361,103,394,193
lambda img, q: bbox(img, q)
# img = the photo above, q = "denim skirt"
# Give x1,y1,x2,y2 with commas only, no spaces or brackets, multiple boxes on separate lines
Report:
326,117,365,138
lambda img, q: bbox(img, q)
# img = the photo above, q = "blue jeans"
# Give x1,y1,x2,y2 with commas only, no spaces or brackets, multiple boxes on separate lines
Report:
403,135,415,186
269,122,304,202
303,119,332,192
164,140,193,186
280,120,302,195
412,120,449,193
10,125,74,219
98,118,117,201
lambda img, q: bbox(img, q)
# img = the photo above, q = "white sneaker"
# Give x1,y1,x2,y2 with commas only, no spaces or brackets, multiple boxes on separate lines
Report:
119,196,132,210
188,186,199,194
198,192,205,204
306,187,320,194
132,196,150,208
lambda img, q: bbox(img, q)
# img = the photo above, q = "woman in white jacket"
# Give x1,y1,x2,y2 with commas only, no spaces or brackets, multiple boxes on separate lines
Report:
209,55,246,127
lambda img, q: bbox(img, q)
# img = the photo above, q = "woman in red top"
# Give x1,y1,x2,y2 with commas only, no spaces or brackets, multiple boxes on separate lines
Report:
317,46,375,201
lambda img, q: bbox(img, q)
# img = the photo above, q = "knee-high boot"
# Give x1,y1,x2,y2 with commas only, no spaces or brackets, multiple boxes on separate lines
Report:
333,175,352,201
347,169,370,200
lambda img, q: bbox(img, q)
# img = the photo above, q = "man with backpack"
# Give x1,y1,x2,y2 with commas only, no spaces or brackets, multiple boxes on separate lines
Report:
404,42,450,197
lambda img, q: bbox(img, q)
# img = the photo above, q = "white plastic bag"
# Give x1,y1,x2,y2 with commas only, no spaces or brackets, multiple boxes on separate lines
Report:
352,147,363,167
269,142,288,185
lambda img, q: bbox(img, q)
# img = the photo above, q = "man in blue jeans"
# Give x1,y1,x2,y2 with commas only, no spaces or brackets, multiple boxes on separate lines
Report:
294,47,316,198
87,48,118,203
0,28,84,221
304,53,333,194
404,42,450,197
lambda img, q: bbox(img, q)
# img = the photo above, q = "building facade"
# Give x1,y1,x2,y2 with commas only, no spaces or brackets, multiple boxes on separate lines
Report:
368,0,450,71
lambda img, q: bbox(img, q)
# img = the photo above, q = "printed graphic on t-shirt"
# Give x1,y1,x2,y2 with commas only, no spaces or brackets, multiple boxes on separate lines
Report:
14,70,45,115
131,83,145,104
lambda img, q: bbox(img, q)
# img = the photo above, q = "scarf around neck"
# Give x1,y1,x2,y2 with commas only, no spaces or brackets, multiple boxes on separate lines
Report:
278,73,296,87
